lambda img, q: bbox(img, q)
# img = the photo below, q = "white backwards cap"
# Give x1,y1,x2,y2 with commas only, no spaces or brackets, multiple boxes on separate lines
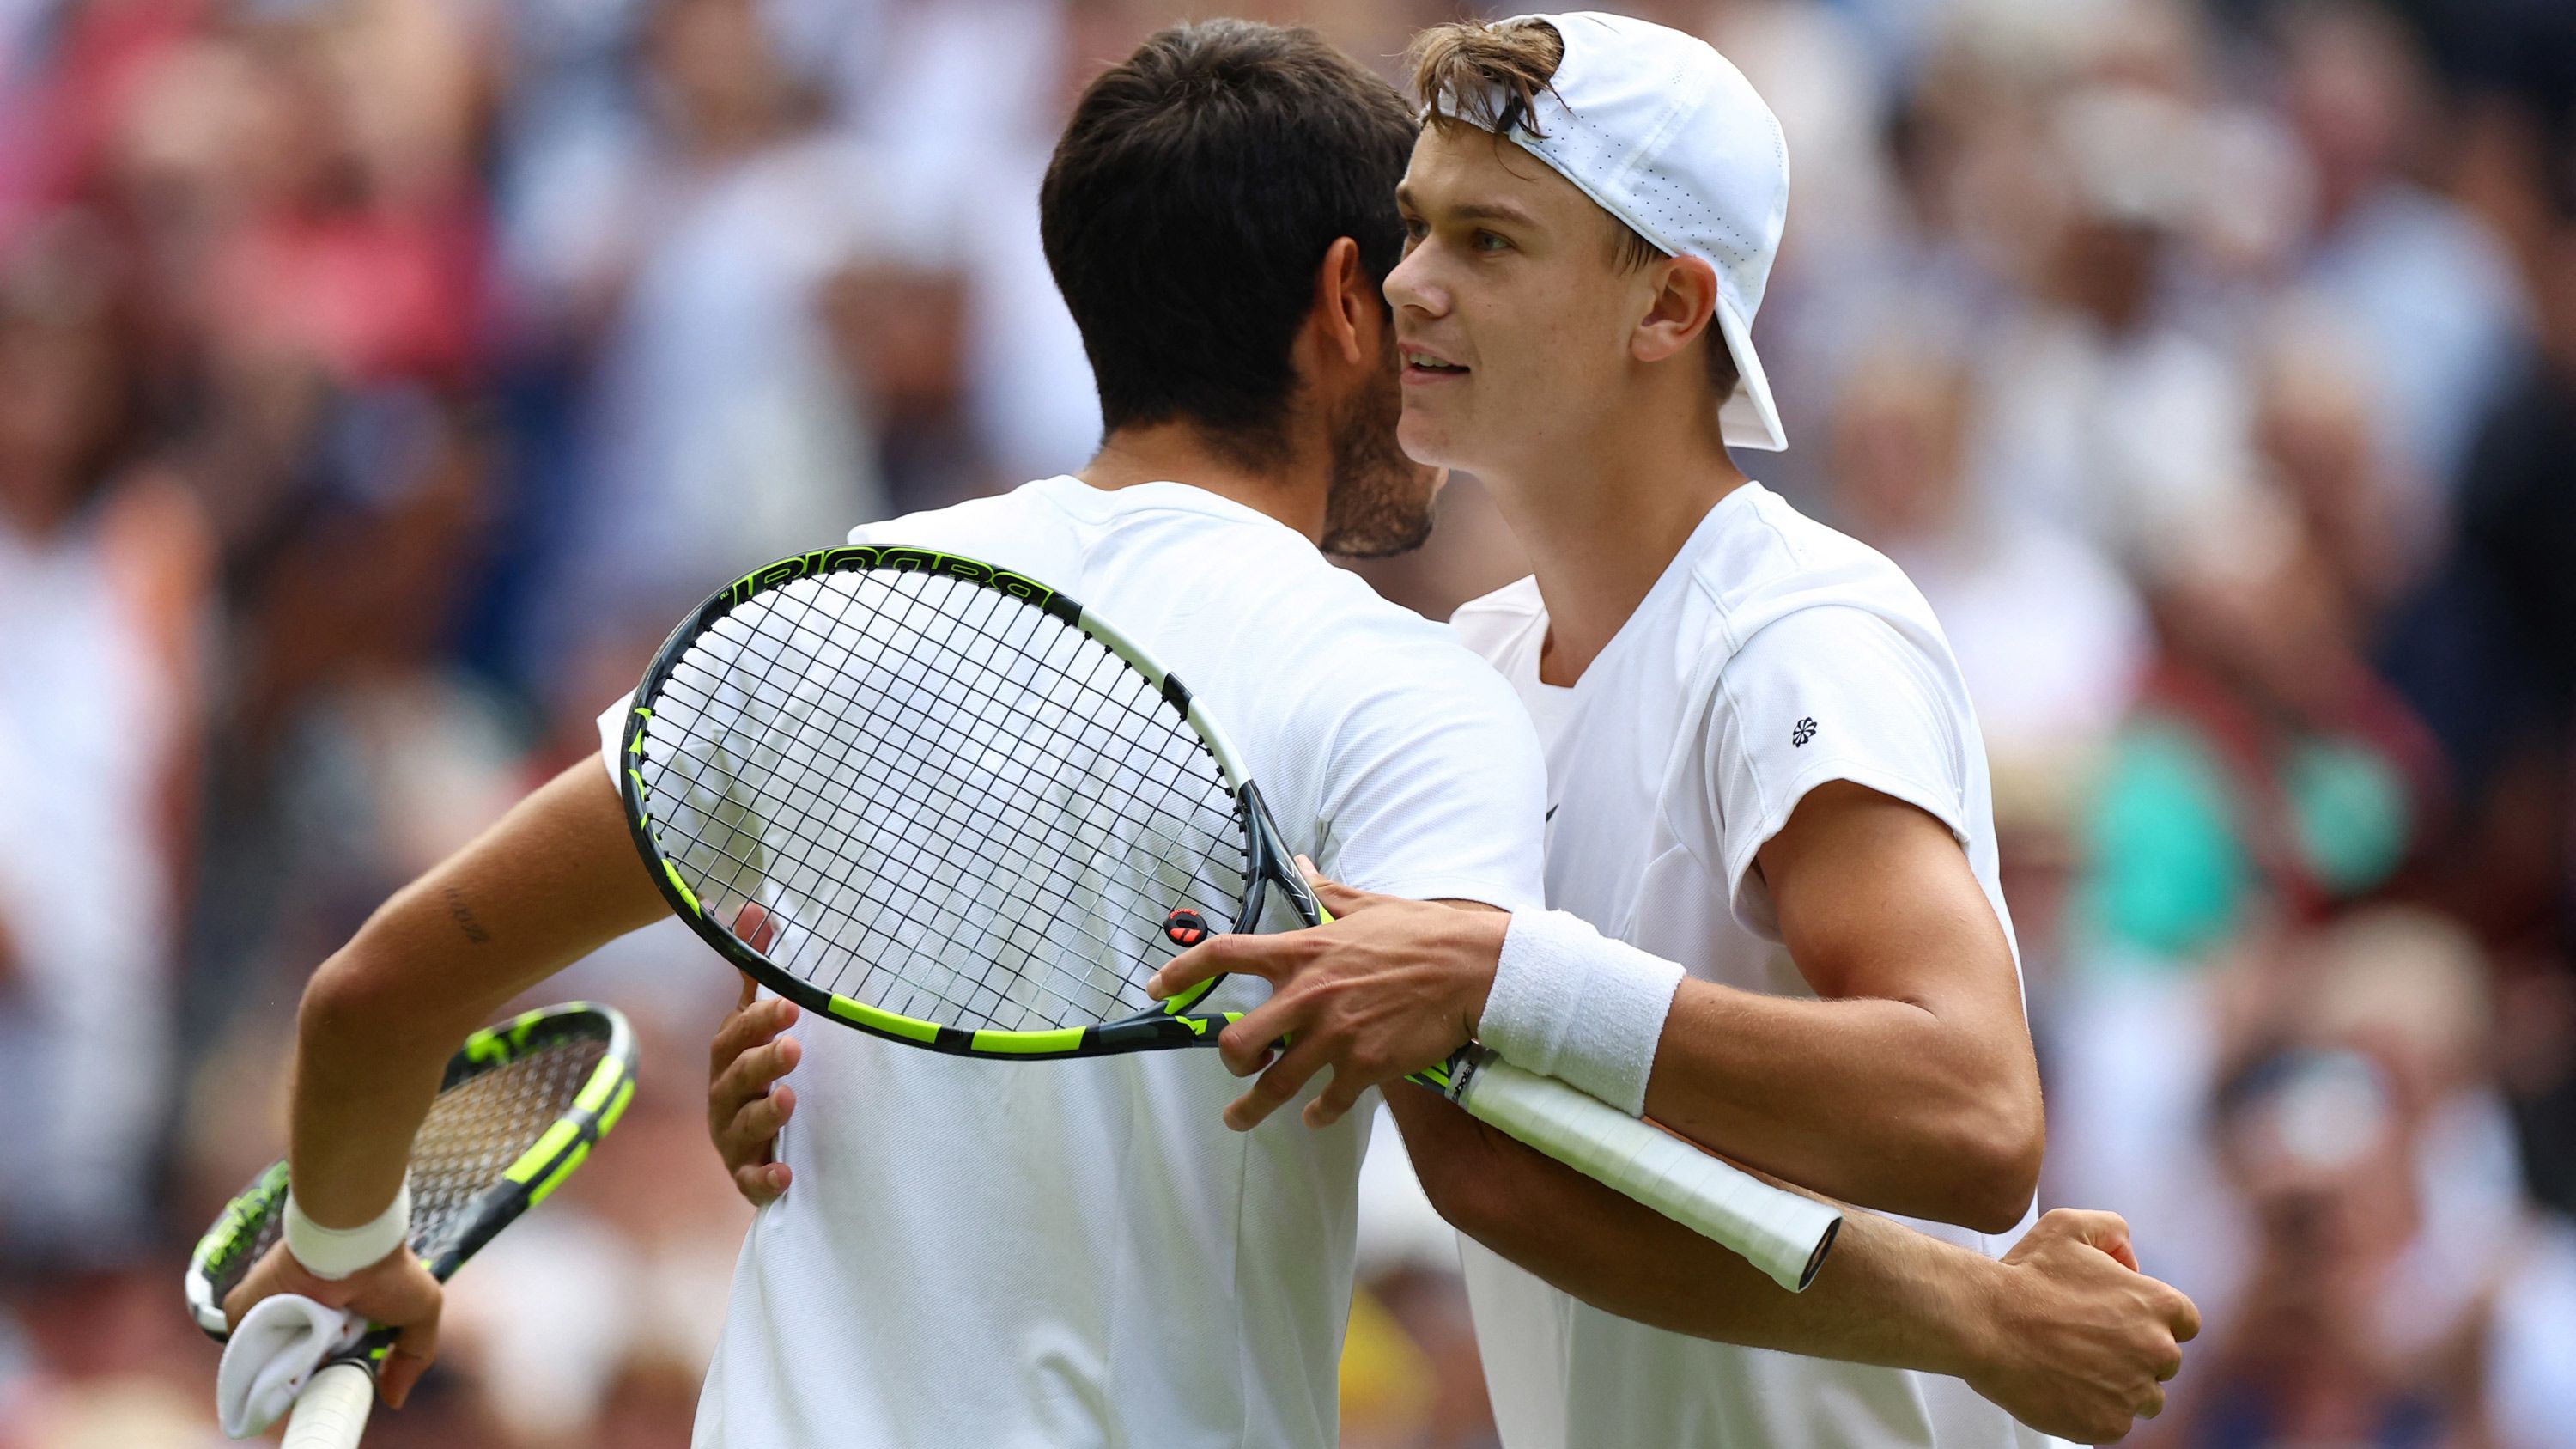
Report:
1437,12,1792,451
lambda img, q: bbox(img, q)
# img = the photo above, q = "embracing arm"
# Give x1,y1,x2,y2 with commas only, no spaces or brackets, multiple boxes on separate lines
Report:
1155,597,2043,1229
1632,781,2043,1232
1151,805,2042,1233
218,760,666,1403
288,761,665,1224
1385,1083,2196,1444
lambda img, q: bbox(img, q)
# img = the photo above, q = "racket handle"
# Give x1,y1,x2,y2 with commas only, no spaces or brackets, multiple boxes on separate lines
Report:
283,1361,376,1449
1454,1053,1842,1292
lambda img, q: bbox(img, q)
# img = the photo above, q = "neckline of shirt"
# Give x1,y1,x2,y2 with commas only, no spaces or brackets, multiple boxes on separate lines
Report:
1530,481,1770,697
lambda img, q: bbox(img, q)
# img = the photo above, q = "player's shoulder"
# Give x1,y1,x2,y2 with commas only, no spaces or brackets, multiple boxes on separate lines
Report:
1687,484,1944,652
1267,559,1508,693
1164,536,1520,743
843,482,1078,563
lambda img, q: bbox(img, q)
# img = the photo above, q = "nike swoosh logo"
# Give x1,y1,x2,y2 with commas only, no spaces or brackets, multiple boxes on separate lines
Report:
1546,803,1559,822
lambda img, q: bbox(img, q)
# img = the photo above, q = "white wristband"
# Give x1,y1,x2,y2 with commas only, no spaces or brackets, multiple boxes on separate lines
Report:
283,1183,411,1281
1479,910,1685,1116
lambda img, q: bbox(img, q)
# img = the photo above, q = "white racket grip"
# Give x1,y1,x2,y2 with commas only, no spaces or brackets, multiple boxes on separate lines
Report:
1455,1056,1842,1292
282,1362,375,1449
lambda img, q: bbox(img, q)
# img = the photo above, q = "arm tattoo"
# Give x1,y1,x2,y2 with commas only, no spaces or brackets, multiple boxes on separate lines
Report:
443,886,492,946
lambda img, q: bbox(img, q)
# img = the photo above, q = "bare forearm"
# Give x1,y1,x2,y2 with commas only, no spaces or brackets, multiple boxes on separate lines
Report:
1386,1084,1995,1377
289,762,665,1224
1642,983,2042,1230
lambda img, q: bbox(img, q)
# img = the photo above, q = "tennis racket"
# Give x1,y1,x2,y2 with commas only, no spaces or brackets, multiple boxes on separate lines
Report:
187,1002,637,1446
619,545,1838,1291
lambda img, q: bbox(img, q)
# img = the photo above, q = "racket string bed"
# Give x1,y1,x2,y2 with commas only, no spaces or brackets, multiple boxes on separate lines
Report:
406,1038,608,1238
655,614,1173,1027
779,566,1231,990
644,702,1154,1025
660,579,1230,903
655,588,1220,1000
670,596,1242,1031
639,569,1250,1035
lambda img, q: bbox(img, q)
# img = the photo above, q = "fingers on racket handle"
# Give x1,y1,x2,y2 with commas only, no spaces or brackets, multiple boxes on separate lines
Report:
282,1362,377,1449
1456,1057,1841,1292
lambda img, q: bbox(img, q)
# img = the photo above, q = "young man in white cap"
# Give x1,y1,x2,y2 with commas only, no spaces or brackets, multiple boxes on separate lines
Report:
1151,12,2101,1446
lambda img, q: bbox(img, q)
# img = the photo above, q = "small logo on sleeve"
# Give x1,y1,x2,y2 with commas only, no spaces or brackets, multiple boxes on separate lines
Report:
1791,717,1819,747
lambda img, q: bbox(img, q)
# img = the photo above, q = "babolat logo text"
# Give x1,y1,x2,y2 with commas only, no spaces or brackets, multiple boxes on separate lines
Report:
728,545,885,602
726,546,1060,614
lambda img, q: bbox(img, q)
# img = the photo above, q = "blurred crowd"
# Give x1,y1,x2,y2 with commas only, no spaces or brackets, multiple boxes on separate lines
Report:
0,0,2571,1445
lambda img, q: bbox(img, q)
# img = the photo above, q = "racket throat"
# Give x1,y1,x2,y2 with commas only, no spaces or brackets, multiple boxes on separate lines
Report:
1233,781,1321,931
1422,1045,1486,1101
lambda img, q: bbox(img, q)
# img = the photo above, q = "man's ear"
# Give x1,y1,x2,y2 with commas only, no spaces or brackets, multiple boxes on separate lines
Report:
1309,235,1371,368
1631,254,1720,367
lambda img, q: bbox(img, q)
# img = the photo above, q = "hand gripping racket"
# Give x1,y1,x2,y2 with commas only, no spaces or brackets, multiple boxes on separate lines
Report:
619,546,1838,1291
186,1002,637,1446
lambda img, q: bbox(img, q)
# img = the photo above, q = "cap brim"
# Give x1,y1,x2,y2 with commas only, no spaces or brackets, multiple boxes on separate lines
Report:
1714,294,1786,452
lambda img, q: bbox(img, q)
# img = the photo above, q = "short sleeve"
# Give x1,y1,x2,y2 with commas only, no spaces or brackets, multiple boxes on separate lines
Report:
1303,621,1550,916
597,606,793,911
1700,605,1972,938
596,696,623,784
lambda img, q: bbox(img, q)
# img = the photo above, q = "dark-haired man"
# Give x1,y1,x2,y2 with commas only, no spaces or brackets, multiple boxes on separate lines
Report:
227,18,2186,1448
222,24,1519,1446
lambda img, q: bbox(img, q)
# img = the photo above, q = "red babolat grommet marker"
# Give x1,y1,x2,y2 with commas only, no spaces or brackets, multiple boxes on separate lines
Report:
1163,909,1209,947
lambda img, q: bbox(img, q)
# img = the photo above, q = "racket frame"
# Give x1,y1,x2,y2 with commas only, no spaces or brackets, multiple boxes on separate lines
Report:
622,544,1318,1060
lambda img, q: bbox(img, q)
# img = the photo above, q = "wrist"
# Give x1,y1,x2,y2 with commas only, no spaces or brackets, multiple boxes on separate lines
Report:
1455,910,1508,1036
283,1182,411,1280
1478,910,1684,1116
1937,1252,2022,1383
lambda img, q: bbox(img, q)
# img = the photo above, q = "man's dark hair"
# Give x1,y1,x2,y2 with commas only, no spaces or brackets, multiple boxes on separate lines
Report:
1041,21,1417,462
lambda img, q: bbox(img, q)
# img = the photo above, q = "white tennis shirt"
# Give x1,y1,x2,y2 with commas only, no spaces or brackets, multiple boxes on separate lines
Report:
1447,483,2067,1449
598,475,1546,1448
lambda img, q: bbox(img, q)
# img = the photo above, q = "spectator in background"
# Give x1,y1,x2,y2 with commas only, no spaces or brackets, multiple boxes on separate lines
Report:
1826,315,2149,819
512,0,902,715
1974,83,2267,571
2385,121,2576,1217
2070,292,2446,970
1727,3,2038,509
0,215,208,1268
817,247,987,515
2075,493,2439,965
0,2,2565,1446
205,2,485,390
2153,910,2576,1448
831,0,1106,488
2269,0,2528,502
2250,304,2425,618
